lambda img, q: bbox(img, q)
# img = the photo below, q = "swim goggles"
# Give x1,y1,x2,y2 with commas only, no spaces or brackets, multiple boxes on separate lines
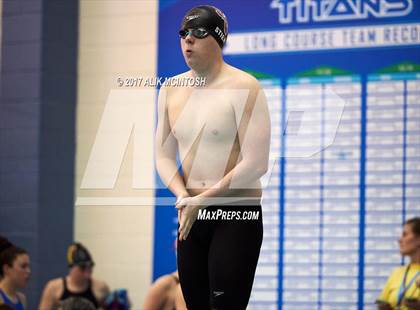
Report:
179,28,209,39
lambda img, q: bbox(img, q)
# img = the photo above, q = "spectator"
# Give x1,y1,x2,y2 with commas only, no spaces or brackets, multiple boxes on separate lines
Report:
377,217,420,310
39,242,110,310
143,271,186,310
0,236,30,310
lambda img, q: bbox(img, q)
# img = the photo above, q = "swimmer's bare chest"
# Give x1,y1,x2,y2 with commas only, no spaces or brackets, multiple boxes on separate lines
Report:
166,86,262,197
167,87,241,184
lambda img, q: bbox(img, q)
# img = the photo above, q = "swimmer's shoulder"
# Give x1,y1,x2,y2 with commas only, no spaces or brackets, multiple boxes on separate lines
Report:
159,72,193,107
44,277,64,298
0,289,27,306
154,274,178,290
222,64,261,90
91,277,110,303
143,273,178,310
39,277,63,309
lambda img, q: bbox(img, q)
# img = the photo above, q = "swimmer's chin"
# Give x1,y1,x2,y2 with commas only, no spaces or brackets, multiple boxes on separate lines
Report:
184,57,196,68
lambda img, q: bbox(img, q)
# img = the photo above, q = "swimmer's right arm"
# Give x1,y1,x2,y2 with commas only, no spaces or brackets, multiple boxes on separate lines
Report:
39,280,58,310
155,86,189,199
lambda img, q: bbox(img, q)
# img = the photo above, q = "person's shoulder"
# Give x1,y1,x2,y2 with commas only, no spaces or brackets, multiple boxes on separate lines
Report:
92,277,109,290
393,265,408,272
388,265,407,279
224,65,260,89
16,292,26,307
43,277,64,301
45,277,64,291
153,274,177,290
91,277,110,302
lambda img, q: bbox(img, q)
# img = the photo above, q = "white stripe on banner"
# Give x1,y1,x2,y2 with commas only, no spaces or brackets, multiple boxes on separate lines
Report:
224,23,420,55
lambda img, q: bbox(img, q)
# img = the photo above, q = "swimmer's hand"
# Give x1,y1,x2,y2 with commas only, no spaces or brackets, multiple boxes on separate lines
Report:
176,193,190,224
176,196,204,241
176,193,189,205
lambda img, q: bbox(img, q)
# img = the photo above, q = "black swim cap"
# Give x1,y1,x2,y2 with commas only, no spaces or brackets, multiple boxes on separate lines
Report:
181,5,228,48
67,243,94,268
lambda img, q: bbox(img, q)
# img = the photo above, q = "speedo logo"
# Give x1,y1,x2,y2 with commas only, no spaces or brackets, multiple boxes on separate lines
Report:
213,291,224,297
185,14,200,21
215,26,227,42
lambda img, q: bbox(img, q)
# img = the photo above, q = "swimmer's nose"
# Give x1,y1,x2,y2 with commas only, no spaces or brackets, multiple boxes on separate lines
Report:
185,34,195,44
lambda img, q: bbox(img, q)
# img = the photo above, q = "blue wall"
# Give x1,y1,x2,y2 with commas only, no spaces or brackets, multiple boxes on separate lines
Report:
0,1,78,308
